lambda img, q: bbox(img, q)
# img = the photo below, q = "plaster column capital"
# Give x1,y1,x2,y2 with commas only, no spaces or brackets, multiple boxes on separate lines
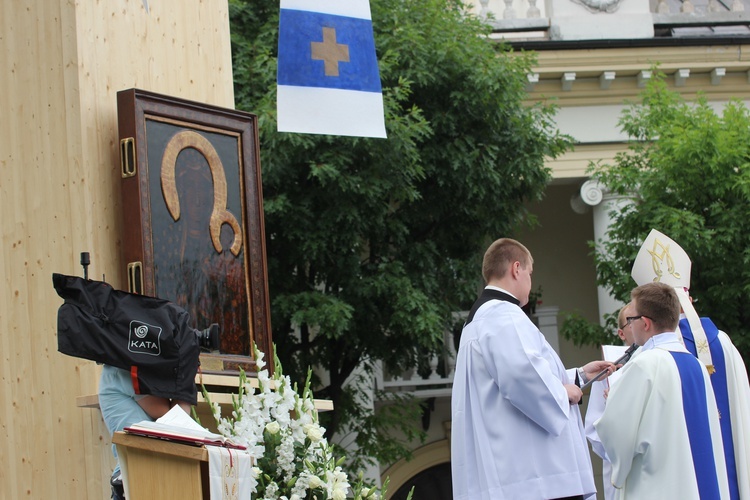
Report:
580,179,607,207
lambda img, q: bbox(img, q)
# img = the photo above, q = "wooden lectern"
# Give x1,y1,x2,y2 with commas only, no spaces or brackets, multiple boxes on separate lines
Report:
113,431,210,500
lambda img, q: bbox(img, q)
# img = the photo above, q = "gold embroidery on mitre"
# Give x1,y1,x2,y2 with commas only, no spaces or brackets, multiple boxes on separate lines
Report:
648,238,682,282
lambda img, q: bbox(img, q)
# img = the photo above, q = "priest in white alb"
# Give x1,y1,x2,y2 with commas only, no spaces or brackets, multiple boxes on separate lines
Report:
595,282,729,500
451,238,615,500
630,229,750,499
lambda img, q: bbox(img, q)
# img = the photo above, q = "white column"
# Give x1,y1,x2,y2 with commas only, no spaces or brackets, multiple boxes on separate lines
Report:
578,180,632,325
535,305,560,354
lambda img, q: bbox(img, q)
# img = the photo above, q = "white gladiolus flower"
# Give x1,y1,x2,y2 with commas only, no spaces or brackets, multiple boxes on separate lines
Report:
202,342,387,500
308,475,323,489
265,421,281,434
304,423,324,442
332,490,347,500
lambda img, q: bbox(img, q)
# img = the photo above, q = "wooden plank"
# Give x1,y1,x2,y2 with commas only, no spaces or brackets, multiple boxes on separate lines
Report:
79,365,334,412
0,9,68,498
76,394,102,409
0,0,236,498
78,391,335,412
114,432,206,500
113,432,208,462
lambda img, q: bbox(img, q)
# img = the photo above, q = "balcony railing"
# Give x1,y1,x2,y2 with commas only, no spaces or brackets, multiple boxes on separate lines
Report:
374,312,463,400
375,306,561,400
465,0,750,39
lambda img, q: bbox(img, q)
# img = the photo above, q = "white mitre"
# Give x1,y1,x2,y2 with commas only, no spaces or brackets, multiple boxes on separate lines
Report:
631,229,714,373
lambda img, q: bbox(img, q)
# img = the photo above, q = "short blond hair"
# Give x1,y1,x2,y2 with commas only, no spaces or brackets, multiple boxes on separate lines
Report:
482,238,532,283
617,303,631,329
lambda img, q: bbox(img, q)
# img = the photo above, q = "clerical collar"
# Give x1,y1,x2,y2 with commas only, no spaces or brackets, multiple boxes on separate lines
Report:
485,285,519,302
641,332,686,352
465,286,520,325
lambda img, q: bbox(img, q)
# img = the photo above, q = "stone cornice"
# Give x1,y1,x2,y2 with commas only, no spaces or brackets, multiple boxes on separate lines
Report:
517,44,750,105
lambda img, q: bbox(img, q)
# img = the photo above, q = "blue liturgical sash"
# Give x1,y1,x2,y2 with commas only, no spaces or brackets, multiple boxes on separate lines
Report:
671,351,723,500
679,318,738,500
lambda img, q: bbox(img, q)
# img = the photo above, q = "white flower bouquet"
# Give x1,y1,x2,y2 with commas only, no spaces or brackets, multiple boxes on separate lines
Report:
202,344,394,500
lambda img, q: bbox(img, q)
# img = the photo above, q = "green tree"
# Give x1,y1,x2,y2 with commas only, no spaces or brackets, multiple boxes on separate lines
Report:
228,0,569,470
562,71,750,362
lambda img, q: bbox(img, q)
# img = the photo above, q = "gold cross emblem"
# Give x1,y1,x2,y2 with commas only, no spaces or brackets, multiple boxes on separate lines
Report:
311,27,350,77
697,338,710,353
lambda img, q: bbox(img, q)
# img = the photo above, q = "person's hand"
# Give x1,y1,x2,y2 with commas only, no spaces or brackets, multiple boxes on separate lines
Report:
581,360,616,383
603,388,610,400
565,384,583,405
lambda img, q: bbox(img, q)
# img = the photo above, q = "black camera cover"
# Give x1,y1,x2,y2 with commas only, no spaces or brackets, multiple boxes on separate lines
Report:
53,273,201,405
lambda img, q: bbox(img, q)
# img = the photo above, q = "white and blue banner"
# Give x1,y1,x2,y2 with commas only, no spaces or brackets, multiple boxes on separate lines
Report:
277,0,387,138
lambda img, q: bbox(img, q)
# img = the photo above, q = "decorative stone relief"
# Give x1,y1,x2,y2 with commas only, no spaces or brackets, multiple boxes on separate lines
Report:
571,0,623,13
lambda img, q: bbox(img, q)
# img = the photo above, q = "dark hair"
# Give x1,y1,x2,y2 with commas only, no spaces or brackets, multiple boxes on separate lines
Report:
631,282,680,332
482,238,532,283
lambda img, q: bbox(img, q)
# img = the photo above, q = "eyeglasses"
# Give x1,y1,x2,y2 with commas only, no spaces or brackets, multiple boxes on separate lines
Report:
624,315,648,327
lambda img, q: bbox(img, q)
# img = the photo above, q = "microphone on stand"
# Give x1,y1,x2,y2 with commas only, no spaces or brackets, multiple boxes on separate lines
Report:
80,252,90,280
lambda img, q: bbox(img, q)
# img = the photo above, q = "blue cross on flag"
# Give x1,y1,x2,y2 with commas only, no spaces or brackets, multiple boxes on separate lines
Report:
277,0,387,138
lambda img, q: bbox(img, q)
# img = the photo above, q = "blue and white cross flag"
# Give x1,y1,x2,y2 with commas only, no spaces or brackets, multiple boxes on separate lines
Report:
277,0,387,138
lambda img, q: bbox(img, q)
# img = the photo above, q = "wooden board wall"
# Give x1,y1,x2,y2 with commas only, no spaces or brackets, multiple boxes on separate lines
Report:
0,1,234,498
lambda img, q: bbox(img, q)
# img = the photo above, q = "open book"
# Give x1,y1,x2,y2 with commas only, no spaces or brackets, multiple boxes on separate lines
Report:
601,344,638,386
124,405,246,450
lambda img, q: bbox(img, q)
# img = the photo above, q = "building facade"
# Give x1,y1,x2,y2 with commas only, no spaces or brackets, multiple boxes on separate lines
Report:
380,2,750,498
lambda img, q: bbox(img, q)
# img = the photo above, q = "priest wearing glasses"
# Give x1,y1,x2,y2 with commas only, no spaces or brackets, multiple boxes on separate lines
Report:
626,228,750,499
595,282,729,499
